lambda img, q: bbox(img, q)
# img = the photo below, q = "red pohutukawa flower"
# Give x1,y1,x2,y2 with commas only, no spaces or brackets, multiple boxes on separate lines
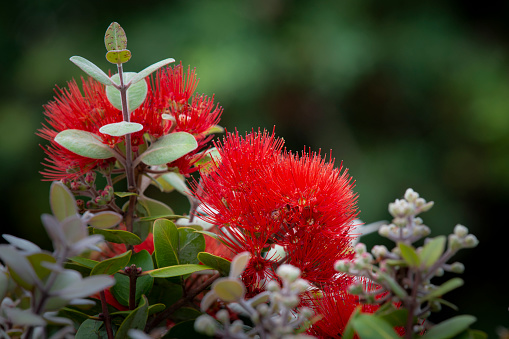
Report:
38,62,222,180
193,129,359,291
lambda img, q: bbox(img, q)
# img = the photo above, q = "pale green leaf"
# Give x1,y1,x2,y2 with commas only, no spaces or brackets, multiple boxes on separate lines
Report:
398,242,420,267
198,252,231,276
104,22,127,51
212,278,245,302
106,72,148,112
54,129,115,160
138,132,198,166
50,181,77,222
421,278,464,302
420,236,446,268
70,56,113,86
420,315,477,339
146,264,213,278
106,49,132,64
129,58,175,85
99,121,143,137
352,313,400,339
87,211,123,229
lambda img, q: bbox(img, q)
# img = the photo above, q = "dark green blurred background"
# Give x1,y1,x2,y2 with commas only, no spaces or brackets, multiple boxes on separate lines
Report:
1,0,507,336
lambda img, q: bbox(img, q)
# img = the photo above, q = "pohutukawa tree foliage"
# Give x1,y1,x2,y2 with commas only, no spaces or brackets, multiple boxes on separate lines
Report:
0,22,485,339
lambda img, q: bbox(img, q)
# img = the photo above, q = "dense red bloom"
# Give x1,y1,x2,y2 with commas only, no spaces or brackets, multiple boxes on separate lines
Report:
38,62,222,180
193,129,358,291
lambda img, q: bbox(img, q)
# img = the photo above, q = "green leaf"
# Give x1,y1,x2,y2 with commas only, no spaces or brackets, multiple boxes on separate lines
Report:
172,307,202,322
99,121,143,137
70,56,113,86
111,250,154,307
68,256,99,269
91,250,132,276
0,245,37,290
377,308,408,328
106,72,148,112
420,315,477,339
114,192,138,198
377,271,408,299
420,236,446,268
76,318,111,338
139,214,185,221
56,275,115,300
110,303,165,318
27,252,56,281
198,252,231,276
106,49,132,64
115,295,149,339
104,22,127,51
158,172,190,195
138,196,174,217
87,211,123,229
153,219,179,268
0,270,9,300
352,313,400,339
343,306,361,339
91,228,142,246
398,242,420,267
50,181,78,222
54,129,116,160
421,278,464,302
128,58,175,85
147,279,182,308
212,278,245,302
230,252,251,278
138,132,198,166
146,264,214,278
178,227,205,265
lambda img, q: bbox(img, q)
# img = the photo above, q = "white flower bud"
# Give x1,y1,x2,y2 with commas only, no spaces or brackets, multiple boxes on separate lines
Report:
334,259,350,272
404,188,419,203
267,280,280,292
230,320,244,333
464,234,479,248
450,262,465,274
282,295,300,309
216,309,230,324
372,245,389,259
194,315,217,336
291,278,310,293
256,303,269,316
277,264,301,283
420,201,434,213
454,224,469,238
355,243,367,254
300,307,314,319
448,234,462,251
414,217,423,225
415,198,426,208
379,225,390,237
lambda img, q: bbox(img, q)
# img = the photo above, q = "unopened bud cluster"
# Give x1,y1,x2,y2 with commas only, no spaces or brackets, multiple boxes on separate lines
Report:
196,263,314,338
448,224,479,251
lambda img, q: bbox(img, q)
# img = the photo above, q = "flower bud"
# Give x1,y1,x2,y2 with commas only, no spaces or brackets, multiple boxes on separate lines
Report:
282,295,300,309
450,262,465,274
300,307,313,319
355,243,367,255
372,245,389,259
194,315,217,336
404,188,419,203
216,309,229,324
291,279,309,293
378,225,390,237
420,201,434,213
256,303,269,316
453,224,468,238
434,268,444,277
448,234,462,252
463,234,479,248
230,320,244,333
267,280,280,292
334,260,350,272
277,264,301,283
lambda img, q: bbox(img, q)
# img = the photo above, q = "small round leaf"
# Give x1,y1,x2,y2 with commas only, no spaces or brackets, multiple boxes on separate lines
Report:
54,129,115,160
212,278,245,302
106,49,132,64
87,211,123,229
106,72,148,112
138,132,198,166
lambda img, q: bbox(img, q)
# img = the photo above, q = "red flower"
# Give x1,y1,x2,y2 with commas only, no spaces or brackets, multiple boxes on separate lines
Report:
38,62,222,180
193,129,358,291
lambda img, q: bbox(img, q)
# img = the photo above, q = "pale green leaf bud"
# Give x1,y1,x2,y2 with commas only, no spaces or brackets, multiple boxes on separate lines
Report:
379,225,391,237
448,234,462,251
230,320,244,334
404,188,419,203
267,280,280,292
464,234,479,248
414,217,423,225
454,224,469,238
355,243,367,254
194,315,217,336
256,303,269,316
216,309,230,324
415,198,426,208
291,278,310,293
372,245,389,259
277,264,301,283
450,262,465,274
282,295,300,309
434,268,444,277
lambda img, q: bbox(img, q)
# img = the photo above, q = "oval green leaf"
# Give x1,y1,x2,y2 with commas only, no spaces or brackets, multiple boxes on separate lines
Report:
54,129,115,160
352,313,400,339
212,278,245,302
87,211,123,229
91,250,132,276
91,228,142,246
153,219,179,269
115,295,149,339
421,277,464,302
147,264,213,278
177,227,205,265
198,252,231,277
70,56,113,86
128,58,175,85
398,242,420,268
49,181,78,222
106,49,132,64
99,121,144,137
0,245,37,290
138,132,198,166
104,22,127,51
420,315,477,339
106,72,148,112
420,236,446,268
